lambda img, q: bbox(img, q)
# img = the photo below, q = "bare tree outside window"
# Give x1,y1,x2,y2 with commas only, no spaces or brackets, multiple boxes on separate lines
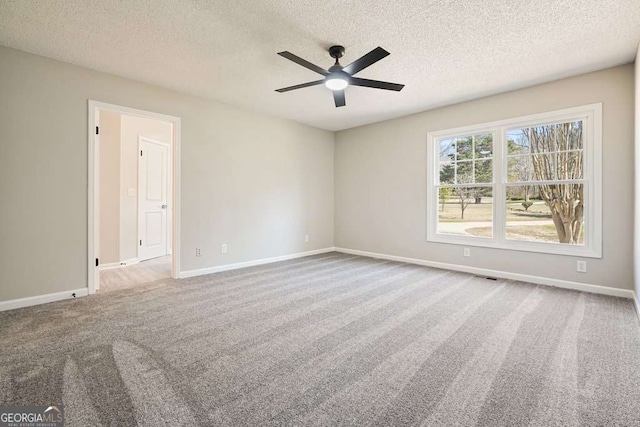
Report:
524,122,584,244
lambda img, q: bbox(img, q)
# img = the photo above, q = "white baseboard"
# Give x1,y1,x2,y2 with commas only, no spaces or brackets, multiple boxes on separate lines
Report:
99,258,139,270
634,292,640,320
99,262,121,270
334,247,635,300
0,288,89,312
4,247,632,313
179,248,336,279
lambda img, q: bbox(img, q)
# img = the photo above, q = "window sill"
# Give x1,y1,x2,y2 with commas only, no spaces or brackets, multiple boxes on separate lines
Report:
426,233,602,259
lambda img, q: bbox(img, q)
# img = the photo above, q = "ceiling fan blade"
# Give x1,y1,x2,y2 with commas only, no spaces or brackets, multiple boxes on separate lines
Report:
275,80,324,93
277,51,328,76
342,47,390,76
333,90,346,107
350,77,405,91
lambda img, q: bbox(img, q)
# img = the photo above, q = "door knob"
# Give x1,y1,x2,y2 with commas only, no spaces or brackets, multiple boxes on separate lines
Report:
161,204,167,209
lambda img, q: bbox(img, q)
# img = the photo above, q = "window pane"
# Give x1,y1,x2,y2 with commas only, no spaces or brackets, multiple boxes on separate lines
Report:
555,121,583,151
507,129,530,155
439,162,455,184
531,153,556,181
556,150,583,180
456,137,474,160
474,159,492,183
456,161,473,184
526,125,557,153
439,139,455,161
505,184,585,245
474,133,493,158
507,155,532,182
438,187,493,238
517,120,584,155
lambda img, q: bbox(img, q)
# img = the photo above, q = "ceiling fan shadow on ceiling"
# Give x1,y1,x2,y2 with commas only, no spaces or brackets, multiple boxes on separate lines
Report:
275,45,404,108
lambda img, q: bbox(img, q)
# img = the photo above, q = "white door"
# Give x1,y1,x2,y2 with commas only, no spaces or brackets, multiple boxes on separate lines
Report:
138,137,169,261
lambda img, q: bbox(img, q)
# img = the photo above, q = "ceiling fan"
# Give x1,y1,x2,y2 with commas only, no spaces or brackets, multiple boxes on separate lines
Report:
275,45,404,108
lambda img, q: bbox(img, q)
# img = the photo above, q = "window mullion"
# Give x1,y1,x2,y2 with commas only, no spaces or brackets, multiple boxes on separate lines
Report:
506,179,586,186
493,128,506,244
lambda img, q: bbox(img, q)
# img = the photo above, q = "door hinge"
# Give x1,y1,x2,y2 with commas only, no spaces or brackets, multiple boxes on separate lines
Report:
140,150,143,156
140,240,142,246
96,126,99,135
95,258,99,267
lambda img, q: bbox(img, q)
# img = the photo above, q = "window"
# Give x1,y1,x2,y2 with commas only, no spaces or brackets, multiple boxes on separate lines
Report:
427,104,602,258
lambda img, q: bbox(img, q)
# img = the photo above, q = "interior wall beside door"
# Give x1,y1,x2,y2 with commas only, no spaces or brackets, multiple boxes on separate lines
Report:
98,111,121,264
0,45,335,303
120,114,173,262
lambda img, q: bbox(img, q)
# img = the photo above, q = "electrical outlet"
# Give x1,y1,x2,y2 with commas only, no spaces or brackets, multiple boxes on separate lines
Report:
463,247,471,257
305,235,309,242
196,248,202,257
576,260,587,273
221,244,228,254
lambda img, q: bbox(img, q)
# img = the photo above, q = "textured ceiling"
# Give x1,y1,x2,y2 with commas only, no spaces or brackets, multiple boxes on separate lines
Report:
1,1,639,131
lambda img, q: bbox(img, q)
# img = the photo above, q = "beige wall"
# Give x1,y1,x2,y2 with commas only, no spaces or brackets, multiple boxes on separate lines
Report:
335,65,634,290
0,42,631,303
119,114,173,262
0,46,334,302
98,110,121,264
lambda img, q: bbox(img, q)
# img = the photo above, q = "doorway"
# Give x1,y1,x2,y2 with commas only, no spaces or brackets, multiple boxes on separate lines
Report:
88,101,181,294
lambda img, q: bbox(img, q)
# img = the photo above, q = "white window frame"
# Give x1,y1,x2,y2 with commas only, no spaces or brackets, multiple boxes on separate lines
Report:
426,103,602,258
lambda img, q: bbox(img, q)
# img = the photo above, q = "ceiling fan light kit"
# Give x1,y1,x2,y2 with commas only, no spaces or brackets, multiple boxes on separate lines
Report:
276,45,404,108
325,75,349,91
325,46,349,91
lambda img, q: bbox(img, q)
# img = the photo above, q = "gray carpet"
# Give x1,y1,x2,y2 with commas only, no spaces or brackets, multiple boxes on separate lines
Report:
1,252,639,426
